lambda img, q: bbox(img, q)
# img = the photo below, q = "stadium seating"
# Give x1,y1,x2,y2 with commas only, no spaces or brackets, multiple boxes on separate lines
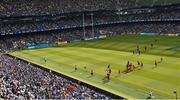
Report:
0,0,180,99
0,0,179,17
0,55,111,99
1,8,180,35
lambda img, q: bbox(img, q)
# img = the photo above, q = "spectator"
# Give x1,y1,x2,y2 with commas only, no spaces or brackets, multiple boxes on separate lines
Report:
0,54,111,99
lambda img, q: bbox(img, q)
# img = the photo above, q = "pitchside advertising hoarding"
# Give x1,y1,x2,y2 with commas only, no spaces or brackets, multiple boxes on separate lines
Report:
167,33,180,36
27,43,54,49
85,35,107,40
27,41,68,49
140,33,156,35
56,41,68,45
140,33,180,37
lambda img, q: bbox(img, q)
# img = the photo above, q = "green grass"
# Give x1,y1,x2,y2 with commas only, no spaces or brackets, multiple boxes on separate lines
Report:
10,35,180,99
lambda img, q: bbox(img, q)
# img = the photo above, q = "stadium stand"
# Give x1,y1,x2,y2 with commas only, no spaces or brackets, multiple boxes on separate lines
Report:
0,0,116,17
0,4,180,35
0,0,180,99
0,0,179,17
1,21,180,52
0,54,112,99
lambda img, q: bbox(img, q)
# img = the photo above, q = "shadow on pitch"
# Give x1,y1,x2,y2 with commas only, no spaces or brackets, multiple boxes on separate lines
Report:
71,70,76,73
87,75,93,78
115,74,121,78
102,77,110,84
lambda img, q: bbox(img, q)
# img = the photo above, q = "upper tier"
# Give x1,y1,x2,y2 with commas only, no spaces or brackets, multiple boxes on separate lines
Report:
0,0,180,17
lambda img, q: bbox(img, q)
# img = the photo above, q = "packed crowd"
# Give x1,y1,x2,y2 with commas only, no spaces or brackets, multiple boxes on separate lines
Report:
0,0,178,17
0,0,116,17
1,8,180,35
0,22,179,52
118,10,180,21
0,18,83,35
0,54,111,99
99,23,180,35
0,1,179,99
0,29,86,52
